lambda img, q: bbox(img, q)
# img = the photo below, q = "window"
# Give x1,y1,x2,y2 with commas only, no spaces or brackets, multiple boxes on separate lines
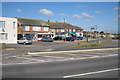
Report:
73,29,75,32
61,29,65,32
44,27,49,31
54,29,58,32
32,26,41,31
0,33,7,40
13,22,15,29
0,21,5,28
23,26,29,31
69,29,71,32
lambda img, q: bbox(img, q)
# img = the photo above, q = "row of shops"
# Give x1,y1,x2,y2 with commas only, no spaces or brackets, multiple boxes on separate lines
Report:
21,32,83,41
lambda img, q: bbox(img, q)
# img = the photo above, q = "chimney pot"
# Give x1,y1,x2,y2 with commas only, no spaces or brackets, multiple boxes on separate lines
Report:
48,20,50,22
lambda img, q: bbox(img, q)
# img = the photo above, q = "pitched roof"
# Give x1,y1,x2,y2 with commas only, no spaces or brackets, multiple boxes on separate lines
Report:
46,22,83,30
15,17,49,26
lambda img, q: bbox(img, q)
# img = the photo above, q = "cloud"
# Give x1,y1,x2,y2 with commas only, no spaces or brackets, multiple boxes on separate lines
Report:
72,14,81,19
111,19,118,21
114,7,120,10
85,19,91,23
72,13,95,19
17,9,22,12
77,6,88,8
39,9,53,16
81,13,95,18
95,11,102,14
62,19,67,23
58,13,65,16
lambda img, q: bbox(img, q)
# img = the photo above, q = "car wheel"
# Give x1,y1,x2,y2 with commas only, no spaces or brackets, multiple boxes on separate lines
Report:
23,42,26,45
17,41,19,44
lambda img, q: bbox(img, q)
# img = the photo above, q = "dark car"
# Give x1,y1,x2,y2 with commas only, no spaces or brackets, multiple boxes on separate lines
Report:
41,37,53,42
53,36,64,40
63,37,74,41
77,36,83,40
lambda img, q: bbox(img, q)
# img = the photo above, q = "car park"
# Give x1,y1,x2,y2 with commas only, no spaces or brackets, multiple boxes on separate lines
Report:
41,37,53,42
63,37,74,41
17,38,32,45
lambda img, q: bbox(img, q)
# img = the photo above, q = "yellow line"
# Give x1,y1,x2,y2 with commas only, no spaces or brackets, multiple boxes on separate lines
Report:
5,48,15,50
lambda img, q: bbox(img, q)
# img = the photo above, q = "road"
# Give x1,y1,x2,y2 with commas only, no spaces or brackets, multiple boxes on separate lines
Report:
2,55,118,78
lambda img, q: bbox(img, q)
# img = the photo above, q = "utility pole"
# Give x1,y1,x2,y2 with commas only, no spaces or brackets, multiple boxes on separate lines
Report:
64,18,66,41
95,25,97,38
86,31,88,43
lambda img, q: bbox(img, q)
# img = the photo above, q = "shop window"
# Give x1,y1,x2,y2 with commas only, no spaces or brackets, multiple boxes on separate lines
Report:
73,29,75,32
44,27,49,31
61,29,65,32
38,35,42,38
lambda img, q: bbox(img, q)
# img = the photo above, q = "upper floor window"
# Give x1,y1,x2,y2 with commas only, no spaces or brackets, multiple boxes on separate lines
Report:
0,21,5,28
23,26,29,31
44,27,49,31
61,29,65,32
65,29,68,32
54,29,58,32
73,29,75,32
13,22,16,29
32,26,41,31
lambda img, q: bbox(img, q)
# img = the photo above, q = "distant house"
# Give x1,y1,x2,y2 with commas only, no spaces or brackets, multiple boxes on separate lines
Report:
0,17,17,44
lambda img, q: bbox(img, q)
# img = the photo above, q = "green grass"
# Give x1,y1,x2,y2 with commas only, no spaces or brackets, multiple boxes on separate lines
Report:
70,43,106,49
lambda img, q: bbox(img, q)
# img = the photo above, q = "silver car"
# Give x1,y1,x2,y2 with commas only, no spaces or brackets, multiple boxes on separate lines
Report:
17,38,32,45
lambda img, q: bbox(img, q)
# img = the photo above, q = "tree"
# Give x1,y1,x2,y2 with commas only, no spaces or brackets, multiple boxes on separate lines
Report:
94,31,99,33
100,31,104,33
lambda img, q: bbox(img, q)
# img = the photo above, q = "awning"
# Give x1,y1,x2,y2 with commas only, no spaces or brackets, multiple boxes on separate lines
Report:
71,32,77,35
65,32,70,33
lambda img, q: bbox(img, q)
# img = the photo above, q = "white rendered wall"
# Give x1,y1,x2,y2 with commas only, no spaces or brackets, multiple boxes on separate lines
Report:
0,17,17,44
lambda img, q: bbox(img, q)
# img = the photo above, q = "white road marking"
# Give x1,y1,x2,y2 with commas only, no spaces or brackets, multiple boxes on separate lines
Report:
28,48,120,55
2,54,118,66
63,68,120,78
43,55,65,58
15,56,45,62
3,56,45,62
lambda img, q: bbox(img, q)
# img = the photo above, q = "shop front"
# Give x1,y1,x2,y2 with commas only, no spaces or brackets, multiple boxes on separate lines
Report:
56,32,65,37
38,33,50,41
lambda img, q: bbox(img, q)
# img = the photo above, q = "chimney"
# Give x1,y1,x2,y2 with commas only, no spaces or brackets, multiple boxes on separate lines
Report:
48,20,50,22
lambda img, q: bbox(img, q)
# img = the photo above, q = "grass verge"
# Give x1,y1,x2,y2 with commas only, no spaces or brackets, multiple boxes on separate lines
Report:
70,42,106,49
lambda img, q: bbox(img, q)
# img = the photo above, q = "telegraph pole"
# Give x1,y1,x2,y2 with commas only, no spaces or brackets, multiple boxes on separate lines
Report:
95,25,97,38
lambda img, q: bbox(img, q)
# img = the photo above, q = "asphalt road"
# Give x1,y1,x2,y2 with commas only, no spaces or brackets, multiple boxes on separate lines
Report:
2,55,118,78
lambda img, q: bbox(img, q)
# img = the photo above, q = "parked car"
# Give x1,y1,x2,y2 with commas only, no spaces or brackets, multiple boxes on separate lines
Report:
17,38,32,45
53,36,64,40
77,36,83,40
63,37,74,41
41,37,53,42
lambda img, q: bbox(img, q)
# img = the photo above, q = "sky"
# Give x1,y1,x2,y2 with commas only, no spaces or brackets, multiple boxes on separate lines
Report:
2,2,119,33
